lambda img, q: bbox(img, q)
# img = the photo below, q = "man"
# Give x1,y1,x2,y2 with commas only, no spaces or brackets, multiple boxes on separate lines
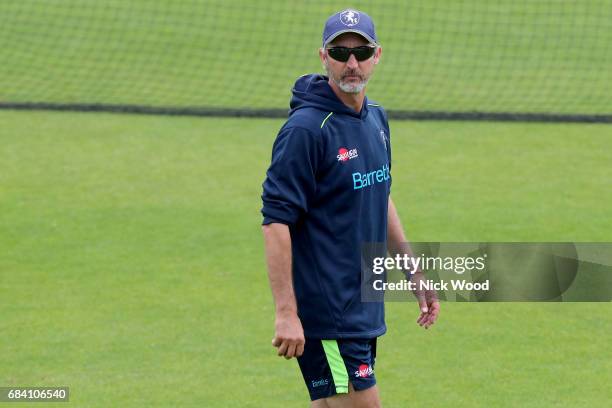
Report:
261,9,440,407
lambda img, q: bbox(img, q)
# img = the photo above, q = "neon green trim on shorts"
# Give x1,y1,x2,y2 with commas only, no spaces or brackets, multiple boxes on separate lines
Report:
320,112,334,128
322,340,349,394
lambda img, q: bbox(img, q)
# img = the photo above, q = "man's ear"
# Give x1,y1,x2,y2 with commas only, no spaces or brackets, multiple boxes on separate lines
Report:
319,47,328,68
374,46,382,65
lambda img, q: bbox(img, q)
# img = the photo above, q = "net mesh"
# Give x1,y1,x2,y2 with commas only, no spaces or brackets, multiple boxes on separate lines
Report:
1,0,611,116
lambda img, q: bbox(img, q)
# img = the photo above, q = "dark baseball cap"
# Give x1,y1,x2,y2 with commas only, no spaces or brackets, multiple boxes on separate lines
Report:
322,9,378,48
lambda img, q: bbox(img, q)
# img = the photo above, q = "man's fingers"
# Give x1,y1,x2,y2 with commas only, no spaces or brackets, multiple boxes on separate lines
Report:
285,343,297,359
421,302,440,328
272,337,281,347
296,342,305,357
427,302,440,323
417,304,432,325
421,315,433,329
277,340,288,357
275,338,305,358
416,312,427,325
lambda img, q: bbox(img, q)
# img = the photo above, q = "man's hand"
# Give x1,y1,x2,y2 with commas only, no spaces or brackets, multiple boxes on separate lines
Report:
272,311,305,359
411,272,440,329
263,223,304,359
386,198,441,329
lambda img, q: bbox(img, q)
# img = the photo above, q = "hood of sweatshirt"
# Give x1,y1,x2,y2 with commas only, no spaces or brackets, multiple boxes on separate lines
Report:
289,74,370,119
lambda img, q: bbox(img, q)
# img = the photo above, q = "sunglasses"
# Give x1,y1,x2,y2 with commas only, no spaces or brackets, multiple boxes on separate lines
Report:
326,45,376,62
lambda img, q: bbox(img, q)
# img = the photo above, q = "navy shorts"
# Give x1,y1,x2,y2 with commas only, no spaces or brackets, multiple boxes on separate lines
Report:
297,338,377,401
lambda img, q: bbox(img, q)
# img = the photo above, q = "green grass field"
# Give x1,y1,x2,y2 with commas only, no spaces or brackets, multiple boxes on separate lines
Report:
1,1,612,406
1,111,611,407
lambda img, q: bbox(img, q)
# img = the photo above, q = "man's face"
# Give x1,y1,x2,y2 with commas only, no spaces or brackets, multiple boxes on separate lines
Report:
319,32,382,94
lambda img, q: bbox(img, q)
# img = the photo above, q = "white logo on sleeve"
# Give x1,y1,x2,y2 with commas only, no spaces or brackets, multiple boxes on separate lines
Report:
379,129,387,150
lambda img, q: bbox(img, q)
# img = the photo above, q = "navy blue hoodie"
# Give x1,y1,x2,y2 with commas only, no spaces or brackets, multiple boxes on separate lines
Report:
261,74,391,339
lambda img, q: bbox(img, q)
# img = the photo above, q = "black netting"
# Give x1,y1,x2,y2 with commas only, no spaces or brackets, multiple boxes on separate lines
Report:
1,1,611,121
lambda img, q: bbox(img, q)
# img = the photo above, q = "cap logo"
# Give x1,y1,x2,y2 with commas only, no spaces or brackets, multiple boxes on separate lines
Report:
340,9,360,27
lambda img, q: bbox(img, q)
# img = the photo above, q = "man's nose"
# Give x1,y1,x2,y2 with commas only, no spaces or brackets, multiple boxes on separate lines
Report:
346,53,359,69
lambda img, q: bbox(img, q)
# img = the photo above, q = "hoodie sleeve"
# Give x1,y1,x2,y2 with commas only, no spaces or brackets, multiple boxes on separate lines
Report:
261,126,321,225
380,108,392,191
381,108,391,167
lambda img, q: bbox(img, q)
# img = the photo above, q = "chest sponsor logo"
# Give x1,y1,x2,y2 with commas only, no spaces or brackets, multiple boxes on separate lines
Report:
352,163,390,190
337,147,359,162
